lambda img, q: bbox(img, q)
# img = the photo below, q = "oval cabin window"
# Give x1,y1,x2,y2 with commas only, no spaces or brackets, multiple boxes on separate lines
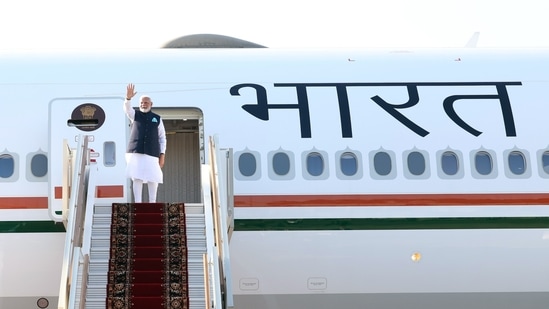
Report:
30,154,48,178
508,151,526,175
407,151,426,176
542,151,549,174
238,152,257,177
340,152,358,176
0,154,15,178
475,151,493,175
272,152,290,176
441,151,459,176
306,152,324,176
373,152,392,176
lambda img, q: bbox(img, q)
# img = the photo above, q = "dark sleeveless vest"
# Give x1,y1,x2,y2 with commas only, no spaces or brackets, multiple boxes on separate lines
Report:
127,110,161,158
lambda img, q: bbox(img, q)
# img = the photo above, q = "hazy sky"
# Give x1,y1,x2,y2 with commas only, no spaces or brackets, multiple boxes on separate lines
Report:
1,0,548,49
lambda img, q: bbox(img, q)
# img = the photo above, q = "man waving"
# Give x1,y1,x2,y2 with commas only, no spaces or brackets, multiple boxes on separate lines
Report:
123,83,166,203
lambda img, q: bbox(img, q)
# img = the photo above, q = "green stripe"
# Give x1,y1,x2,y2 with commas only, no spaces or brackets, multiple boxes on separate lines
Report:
234,217,549,231
0,221,66,233
3,217,549,233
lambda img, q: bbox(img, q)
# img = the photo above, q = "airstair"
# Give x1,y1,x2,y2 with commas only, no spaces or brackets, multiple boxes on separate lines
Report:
55,135,234,309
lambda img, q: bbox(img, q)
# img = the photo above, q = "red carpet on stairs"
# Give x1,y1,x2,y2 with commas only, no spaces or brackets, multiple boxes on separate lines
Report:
106,203,189,309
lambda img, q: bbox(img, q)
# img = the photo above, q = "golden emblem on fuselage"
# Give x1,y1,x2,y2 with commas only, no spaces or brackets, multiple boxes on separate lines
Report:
71,103,106,132
80,105,97,119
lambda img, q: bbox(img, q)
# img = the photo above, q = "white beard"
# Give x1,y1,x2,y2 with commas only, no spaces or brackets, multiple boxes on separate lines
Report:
139,107,151,113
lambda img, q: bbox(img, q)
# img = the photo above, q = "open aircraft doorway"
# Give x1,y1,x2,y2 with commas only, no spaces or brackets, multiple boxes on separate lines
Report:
139,108,203,204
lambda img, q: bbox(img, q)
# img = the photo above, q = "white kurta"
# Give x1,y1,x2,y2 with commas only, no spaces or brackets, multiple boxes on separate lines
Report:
125,153,163,183
124,99,167,184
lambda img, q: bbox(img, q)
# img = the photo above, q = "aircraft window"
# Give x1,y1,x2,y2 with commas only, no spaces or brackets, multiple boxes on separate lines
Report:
407,151,425,176
306,152,324,176
104,142,116,167
30,154,48,177
373,152,392,176
542,151,549,174
441,151,459,175
508,151,526,175
0,154,15,178
272,152,290,176
268,149,294,180
475,151,493,175
340,152,358,176
238,152,257,177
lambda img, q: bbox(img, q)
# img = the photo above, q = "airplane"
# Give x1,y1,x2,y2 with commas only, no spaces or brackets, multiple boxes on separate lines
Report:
1,42,549,309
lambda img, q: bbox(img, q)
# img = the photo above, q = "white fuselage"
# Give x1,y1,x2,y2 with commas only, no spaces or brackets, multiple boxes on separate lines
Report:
1,48,549,309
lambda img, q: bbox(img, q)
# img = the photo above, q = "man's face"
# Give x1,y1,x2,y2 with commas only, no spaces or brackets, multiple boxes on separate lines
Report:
139,97,152,113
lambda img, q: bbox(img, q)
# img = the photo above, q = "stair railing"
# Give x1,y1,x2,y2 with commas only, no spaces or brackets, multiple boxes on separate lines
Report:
69,159,99,309
202,164,223,308
201,135,235,309
57,135,92,309
209,136,234,308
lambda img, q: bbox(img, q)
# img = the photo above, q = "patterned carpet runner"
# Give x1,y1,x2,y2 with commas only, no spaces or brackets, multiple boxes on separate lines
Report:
106,203,189,309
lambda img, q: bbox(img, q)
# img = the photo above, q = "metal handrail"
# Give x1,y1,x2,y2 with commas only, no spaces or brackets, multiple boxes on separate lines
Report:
202,164,223,308
209,136,234,308
78,254,91,307
67,247,83,309
57,135,91,309
80,162,97,256
218,146,234,308
203,253,211,309
70,159,99,308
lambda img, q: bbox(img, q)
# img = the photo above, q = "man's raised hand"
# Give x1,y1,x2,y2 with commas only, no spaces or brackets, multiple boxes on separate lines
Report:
126,83,137,100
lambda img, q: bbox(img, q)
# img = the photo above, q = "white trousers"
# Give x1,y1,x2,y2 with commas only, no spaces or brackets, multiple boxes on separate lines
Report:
131,179,159,203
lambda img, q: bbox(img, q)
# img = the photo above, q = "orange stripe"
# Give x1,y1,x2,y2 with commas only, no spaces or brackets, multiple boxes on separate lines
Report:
96,185,124,198
3,193,549,210
0,197,48,209
234,193,549,207
54,186,63,199
0,185,124,209
53,185,125,199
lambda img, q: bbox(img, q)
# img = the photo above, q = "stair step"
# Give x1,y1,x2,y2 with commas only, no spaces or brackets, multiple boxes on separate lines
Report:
107,296,188,309
76,202,208,309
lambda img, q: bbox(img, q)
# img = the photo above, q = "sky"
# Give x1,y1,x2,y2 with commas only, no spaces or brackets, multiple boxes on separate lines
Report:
1,0,548,50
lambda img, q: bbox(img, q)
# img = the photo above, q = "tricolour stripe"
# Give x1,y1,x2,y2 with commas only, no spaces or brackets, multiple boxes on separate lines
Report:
3,193,549,233
3,192,549,209
0,185,124,209
2,217,549,233
0,221,66,233
233,217,549,231
0,197,48,209
234,193,549,207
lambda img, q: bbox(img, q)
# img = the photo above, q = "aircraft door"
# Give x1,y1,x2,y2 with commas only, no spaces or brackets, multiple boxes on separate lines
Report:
48,97,127,221
153,109,203,204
